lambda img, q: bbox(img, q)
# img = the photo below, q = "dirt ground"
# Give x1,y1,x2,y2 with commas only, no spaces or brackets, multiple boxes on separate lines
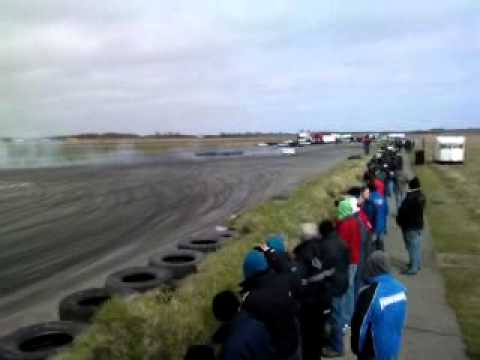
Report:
0,143,359,336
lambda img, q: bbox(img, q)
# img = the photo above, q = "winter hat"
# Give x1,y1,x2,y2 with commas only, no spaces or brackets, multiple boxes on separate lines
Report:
212,290,240,322
319,220,335,238
364,251,391,279
243,250,269,280
409,177,421,190
266,234,286,253
184,345,216,360
300,223,319,242
347,196,360,214
346,186,362,198
337,198,354,220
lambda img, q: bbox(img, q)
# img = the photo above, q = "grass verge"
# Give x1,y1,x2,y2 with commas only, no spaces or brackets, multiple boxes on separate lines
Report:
416,138,480,359
56,158,366,360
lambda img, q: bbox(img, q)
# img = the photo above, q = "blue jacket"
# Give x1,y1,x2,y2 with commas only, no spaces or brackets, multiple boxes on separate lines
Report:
370,192,389,235
223,311,275,360
351,274,407,360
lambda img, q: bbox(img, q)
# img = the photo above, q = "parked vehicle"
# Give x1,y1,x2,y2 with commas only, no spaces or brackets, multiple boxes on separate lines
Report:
434,136,465,164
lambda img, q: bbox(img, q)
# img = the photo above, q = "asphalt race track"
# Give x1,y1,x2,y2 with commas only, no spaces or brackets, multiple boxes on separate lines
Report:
0,144,359,335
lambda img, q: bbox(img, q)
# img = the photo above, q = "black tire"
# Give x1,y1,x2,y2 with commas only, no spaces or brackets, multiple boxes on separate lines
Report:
218,230,237,242
105,266,173,293
347,155,362,160
58,287,135,323
0,321,85,360
177,238,222,253
148,249,205,280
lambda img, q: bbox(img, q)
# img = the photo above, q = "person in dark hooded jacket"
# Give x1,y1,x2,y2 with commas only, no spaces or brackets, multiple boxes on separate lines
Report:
294,220,350,360
240,250,301,360
396,177,426,275
211,290,275,360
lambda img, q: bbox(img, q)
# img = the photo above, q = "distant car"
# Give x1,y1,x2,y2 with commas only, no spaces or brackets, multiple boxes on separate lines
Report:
257,142,268,147
281,148,296,155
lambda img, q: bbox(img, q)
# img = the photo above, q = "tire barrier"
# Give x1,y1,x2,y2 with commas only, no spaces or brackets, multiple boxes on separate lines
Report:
178,238,222,253
148,249,205,280
218,230,237,242
347,154,362,160
105,267,173,293
0,321,85,360
58,287,135,323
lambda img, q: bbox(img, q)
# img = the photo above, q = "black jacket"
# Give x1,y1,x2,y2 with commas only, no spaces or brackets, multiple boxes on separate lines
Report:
397,190,426,231
293,234,350,307
213,311,275,360
241,271,300,359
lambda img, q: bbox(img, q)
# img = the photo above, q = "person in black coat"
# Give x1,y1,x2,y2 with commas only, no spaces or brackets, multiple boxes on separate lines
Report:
396,177,426,275
211,290,275,360
240,250,301,360
292,220,350,360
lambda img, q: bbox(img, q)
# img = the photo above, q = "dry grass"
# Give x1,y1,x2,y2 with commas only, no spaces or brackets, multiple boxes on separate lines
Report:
56,158,366,360
416,134,480,359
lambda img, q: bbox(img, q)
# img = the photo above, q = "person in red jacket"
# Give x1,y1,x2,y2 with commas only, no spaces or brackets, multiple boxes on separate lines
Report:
324,199,362,357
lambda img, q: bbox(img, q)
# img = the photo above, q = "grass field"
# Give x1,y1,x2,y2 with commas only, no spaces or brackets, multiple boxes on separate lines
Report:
56,158,366,360
416,134,480,360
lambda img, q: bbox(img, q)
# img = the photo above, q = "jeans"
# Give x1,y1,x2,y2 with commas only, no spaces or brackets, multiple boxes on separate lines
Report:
387,179,395,198
326,265,357,353
404,229,423,272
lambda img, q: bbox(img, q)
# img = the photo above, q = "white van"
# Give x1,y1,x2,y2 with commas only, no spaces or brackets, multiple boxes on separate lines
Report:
434,136,465,163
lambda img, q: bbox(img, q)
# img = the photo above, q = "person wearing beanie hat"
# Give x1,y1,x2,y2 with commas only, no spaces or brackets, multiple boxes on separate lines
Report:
241,249,301,360
266,235,286,253
397,176,426,275
368,181,389,251
324,199,364,357
263,235,293,274
351,251,407,360
293,220,349,360
210,290,275,360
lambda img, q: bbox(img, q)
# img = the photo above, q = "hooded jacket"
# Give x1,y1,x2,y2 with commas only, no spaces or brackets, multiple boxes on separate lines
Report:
397,190,426,231
293,233,350,304
221,311,275,360
241,271,300,359
351,274,407,360
352,251,407,360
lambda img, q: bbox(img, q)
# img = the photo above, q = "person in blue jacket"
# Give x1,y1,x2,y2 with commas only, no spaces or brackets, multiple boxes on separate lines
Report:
351,251,408,360
368,183,389,251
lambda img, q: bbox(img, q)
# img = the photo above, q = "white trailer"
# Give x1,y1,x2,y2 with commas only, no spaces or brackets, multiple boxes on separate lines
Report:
434,136,465,163
322,134,337,144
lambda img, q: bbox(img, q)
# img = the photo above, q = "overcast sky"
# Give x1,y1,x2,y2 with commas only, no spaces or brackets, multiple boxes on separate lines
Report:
2,1,479,137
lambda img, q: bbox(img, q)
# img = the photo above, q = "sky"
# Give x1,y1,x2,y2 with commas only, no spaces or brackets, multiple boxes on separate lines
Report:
2,1,480,137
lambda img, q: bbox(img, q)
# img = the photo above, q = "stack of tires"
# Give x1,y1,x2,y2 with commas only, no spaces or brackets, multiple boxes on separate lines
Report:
0,227,237,359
